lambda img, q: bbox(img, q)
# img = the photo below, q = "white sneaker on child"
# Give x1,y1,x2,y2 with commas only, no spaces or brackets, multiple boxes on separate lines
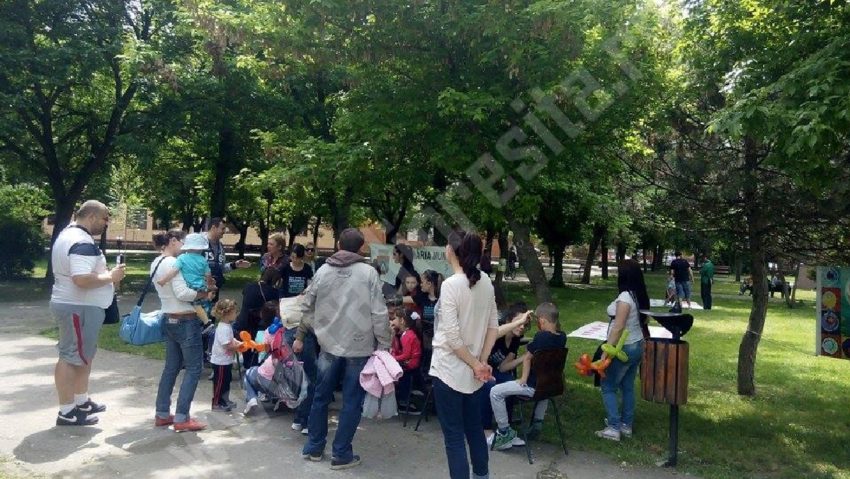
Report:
243,398,258,416
291,422,302,431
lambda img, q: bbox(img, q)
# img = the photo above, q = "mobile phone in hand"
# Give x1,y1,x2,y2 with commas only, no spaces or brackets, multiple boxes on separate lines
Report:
116,253,125,266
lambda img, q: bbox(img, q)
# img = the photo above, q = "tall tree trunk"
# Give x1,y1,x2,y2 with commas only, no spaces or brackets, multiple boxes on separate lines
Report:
738,137,767,397
642,247,648,272
330,188,353,251
787,262,801,308
45,198,78,281
312,215,322,248
549,245,566,287
652,244,663,271
493,229,509,308
233,220,249,258
581,225,605,284
734,252,743,282
508,219,551,303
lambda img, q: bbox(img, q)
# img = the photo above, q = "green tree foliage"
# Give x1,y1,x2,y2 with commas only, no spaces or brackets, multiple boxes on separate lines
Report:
0,182,49,278
0,0,178,259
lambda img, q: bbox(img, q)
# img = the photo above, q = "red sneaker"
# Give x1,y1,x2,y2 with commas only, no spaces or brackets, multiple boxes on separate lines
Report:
154,415,174,427
173,418,206,432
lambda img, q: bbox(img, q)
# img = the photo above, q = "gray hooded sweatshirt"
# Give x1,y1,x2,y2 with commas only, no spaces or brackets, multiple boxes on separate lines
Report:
297,250,391,357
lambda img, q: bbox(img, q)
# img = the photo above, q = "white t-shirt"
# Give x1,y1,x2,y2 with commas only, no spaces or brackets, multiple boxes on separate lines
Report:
606,291,644,345
211,323,235,365
429,272,499,394
50,225,113,308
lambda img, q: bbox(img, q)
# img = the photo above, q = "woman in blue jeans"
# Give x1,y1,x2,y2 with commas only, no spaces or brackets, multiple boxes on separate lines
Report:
429,231,500,479
596,259,650,441
151,230,208,432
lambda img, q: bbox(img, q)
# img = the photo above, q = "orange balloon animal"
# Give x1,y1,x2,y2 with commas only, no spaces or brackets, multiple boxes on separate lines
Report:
236,330,267,353
574,353,612,379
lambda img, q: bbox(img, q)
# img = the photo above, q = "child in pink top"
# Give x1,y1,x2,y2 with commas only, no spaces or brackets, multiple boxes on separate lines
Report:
243,326,290,415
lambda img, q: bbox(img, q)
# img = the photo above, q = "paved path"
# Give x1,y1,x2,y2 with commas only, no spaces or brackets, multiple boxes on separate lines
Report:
0,293,693,479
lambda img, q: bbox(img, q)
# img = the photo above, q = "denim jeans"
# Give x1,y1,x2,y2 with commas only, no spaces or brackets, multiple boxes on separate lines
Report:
244,367,274,402
675,281,692,301
433,377,489,479
303,352,368,461
600,340,644,430
479,369,514,429
155,317,203,423
284,328,318,425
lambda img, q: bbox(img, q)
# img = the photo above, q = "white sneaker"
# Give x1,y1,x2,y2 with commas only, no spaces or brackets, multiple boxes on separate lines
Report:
243,398,258,416
621,425,633,438
596,426,621,442
291,422,302,431
301,427,308,435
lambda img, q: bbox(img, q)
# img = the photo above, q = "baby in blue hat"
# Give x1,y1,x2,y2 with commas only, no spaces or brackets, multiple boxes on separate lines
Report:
157,232,215,323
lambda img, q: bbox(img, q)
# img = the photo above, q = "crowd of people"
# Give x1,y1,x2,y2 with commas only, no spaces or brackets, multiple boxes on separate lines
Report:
49,201,654,478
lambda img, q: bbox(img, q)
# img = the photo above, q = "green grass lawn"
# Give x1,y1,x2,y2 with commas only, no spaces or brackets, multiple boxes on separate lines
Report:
11,260,846,478
504,272,848,479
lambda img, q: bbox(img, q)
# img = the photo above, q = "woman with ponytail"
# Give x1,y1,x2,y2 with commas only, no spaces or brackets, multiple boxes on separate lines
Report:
429,231,499,479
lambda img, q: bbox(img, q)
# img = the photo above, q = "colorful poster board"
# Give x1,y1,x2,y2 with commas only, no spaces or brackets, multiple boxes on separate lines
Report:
815,266,850,358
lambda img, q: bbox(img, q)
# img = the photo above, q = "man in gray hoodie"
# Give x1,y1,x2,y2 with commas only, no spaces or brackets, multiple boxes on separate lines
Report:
298,228,391,470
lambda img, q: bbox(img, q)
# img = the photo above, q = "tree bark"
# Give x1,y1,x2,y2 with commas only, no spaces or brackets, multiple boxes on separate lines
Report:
581,225,605,284
738,137,768,397
508,219,551,303
549,245,566,287
312,215,322,248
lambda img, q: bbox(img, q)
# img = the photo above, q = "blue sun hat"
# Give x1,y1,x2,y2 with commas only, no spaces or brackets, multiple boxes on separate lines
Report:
181,233,209,251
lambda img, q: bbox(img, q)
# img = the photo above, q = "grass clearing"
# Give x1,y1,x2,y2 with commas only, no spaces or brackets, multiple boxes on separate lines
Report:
504,272,848,479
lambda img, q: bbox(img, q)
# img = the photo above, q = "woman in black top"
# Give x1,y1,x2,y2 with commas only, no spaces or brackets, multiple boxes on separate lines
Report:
236,267,281,368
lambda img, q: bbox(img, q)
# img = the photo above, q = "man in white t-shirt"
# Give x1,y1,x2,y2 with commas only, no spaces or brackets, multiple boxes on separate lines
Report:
50,200,126,426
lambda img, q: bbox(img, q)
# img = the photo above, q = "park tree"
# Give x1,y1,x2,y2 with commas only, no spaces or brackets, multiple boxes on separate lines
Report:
663,0,850,395
0,0,178,275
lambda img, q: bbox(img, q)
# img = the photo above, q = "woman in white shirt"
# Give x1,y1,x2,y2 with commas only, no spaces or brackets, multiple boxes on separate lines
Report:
152,230,208,433
596,259,650,442
429,231,499,479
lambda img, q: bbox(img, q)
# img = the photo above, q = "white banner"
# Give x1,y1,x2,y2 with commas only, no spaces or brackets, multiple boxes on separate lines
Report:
567,321,672,341
369,243,453,285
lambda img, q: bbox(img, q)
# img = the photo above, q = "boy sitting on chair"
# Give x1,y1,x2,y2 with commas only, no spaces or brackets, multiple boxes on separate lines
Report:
490,302,566,451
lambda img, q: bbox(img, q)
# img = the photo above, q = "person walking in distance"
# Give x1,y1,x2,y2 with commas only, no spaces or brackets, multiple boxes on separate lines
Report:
297,228,391,470
669,252,694,309
50,200,126,426
700,255,715,310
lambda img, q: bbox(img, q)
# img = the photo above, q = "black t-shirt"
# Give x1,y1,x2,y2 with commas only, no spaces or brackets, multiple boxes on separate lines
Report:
280,263,314,298
413,292,438,324
488,335,521,368
527,330,567,388
670,258,691,283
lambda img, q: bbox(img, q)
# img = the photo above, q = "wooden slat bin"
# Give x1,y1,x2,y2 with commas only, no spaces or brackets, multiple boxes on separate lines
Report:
641,338,689,405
